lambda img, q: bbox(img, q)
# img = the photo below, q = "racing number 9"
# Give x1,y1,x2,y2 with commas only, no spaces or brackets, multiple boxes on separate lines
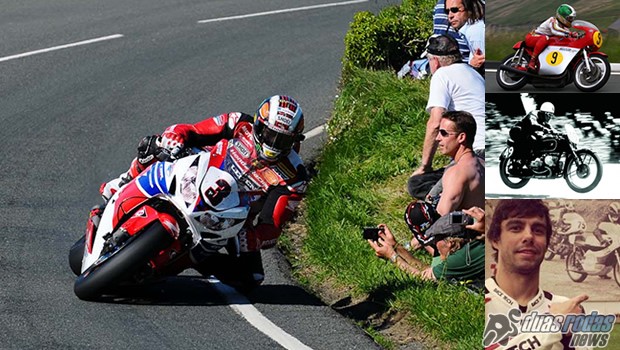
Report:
546,51,563,66
205,179,231,206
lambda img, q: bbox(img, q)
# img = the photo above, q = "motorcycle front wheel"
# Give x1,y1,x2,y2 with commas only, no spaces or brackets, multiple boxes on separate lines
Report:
574,54,611,92
496,53,529,90
499,155,530,189
614,253,620,288
74,222,172,301
566,250,588,283
69,235,86,276
564,149,602,193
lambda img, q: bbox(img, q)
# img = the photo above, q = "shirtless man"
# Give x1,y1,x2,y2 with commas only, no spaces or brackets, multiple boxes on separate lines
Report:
434,111,484,215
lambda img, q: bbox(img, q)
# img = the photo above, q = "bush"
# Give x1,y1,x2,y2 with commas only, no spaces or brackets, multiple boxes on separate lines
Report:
343,0,435,71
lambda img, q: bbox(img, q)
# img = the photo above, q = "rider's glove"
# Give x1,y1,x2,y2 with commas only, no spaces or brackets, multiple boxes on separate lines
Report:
161,129,184,157
136,135,161,165
569,31,579,38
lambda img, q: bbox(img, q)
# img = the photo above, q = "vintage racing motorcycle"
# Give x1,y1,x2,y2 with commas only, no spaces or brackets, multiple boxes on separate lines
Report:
566,219,620,288
496,20,611,92
499,124,602,193
69,142,262,300
545,203,579,260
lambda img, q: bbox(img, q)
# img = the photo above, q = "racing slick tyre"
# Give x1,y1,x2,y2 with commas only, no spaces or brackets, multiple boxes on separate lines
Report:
566,250,588,283
564,149,602,193
574,54,611,92
69,235,86,276
74,222,172,301
496,53,529,90
499,155,530,189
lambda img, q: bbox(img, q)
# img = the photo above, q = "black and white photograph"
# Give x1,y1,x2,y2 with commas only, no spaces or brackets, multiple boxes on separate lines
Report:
486,93,620,198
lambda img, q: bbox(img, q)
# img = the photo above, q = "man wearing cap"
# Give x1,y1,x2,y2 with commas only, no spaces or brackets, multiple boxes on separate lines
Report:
485,199,589,349
412,34,484,178
367,204,485,284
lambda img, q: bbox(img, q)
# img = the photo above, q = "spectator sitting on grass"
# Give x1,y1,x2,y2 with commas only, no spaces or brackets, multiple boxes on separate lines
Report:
368,206,485,287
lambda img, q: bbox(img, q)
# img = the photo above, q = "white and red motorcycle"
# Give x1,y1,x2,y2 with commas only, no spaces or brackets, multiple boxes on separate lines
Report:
496,20,611,92
565,217,620,288
69,141,262,300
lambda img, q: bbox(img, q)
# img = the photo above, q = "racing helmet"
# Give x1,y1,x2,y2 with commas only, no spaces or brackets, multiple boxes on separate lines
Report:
404,201,440,246
253,95,305,162
608,202,620,223
556,4,576,27
538,102,555,123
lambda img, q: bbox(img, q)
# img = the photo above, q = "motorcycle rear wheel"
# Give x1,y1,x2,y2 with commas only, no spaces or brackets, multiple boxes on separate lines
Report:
574,54,611,92
564,149,602,193
496,53,529,90
74,222,172,301
566,250,588,283
499,155,530,189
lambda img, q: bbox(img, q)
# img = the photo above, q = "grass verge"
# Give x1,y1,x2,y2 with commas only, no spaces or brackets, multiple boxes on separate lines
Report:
281,67,483,349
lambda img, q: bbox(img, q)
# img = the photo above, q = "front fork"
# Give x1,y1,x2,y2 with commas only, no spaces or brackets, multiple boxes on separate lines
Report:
582,50,592,72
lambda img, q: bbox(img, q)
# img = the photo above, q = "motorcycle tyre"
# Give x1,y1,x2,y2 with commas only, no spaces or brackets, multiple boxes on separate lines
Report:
74,222,172,301
614,255,620,288
574,54,611,92
564,149,602,193
544,249,556,261
69,235,86,276
499,155,530,189
496,53,529,90
566,251,587,283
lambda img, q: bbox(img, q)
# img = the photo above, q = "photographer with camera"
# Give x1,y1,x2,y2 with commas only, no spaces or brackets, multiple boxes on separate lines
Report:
366,205,485,285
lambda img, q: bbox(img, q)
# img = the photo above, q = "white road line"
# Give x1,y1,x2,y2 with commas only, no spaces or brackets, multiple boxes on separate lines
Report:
0,34,124,63
486,68,620,75
304,124,326,140
198,0,368,24
208,278,313,350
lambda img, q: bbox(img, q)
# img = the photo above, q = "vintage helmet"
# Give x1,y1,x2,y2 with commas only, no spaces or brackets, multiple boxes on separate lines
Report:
404,201,440,246
608,202,620,223
556,4,576,27
253,95,305,162
538,102,555,123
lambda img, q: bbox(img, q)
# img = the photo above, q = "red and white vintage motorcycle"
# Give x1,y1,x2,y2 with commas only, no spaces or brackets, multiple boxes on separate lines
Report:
496,20,611,92
69,142,260,300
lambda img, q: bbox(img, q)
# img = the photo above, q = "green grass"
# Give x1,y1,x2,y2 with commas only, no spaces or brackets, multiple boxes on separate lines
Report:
284,67,483,349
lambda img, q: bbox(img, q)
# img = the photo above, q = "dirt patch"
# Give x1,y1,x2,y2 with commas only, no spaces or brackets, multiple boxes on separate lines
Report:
280,202,449,350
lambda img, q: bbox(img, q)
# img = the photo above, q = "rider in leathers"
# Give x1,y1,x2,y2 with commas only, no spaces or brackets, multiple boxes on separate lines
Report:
95,95,307,289
509,102,557,167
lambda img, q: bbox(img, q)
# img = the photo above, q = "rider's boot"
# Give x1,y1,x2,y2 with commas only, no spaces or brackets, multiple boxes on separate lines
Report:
527,56,538,73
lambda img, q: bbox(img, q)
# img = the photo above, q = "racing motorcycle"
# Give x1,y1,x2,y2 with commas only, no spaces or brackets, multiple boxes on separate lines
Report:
566,220,620,288
499,124,602,193
545,203,579,260
69,142,261,300
496,20,611,92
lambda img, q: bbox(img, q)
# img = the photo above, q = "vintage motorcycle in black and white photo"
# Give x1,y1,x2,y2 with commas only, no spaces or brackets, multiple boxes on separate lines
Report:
545,206,579,260
566,219,620,288
499,124,602,193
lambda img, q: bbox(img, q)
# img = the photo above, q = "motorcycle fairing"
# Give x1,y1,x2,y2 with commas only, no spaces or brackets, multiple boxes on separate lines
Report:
538,45,580,75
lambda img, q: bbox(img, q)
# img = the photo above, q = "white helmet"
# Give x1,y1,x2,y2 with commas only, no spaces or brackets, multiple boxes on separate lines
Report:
540,102,555,114
560,212,586,235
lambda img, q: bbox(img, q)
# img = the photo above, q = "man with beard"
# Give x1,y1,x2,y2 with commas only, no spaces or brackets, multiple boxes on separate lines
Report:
485,199,590,350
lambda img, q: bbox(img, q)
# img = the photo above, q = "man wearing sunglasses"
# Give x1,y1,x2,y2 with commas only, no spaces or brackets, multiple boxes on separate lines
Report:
445,0,485,71
409,35,484,201
434,111,484,216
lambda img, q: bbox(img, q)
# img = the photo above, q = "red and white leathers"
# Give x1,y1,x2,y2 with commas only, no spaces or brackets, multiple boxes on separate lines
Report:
485,278,589,350
525,17,574,70
102,112,307,253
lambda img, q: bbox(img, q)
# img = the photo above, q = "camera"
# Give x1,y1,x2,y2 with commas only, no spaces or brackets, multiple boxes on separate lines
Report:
362,227,383,241
449,211,474,225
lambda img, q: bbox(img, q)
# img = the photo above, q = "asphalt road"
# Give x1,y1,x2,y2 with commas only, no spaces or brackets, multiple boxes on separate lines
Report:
484,66,620,93
0,1,401,349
